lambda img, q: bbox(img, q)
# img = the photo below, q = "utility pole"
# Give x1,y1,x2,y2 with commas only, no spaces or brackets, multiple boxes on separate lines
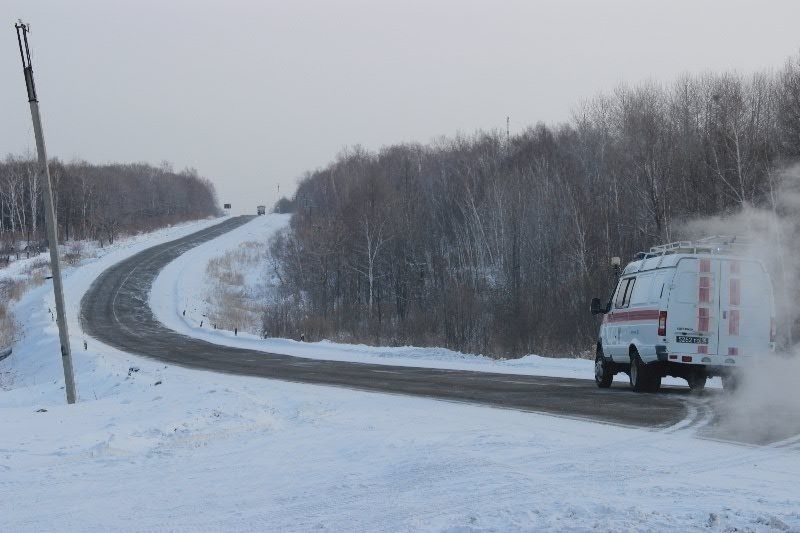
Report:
15,21,77,404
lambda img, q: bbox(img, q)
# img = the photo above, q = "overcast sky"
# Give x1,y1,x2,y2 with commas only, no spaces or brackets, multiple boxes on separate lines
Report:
3,0,800,214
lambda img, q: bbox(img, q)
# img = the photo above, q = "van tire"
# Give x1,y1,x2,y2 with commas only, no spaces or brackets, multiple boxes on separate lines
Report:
687,371,707,392
630,350,660,392
721,373,739,392
650,373,662,392
595,348,613,388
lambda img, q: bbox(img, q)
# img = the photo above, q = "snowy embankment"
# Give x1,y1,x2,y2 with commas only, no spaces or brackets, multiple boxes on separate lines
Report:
1,215,798,532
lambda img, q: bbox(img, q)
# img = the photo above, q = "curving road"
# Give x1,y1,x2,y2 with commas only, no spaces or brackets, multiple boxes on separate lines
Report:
81,216,698,429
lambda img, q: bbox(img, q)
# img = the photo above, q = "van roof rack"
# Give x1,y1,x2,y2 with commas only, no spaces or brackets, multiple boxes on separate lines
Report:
641,236,750,258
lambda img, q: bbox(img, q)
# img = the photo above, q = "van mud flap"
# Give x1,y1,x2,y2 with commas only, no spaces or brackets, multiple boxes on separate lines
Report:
656,345,668,362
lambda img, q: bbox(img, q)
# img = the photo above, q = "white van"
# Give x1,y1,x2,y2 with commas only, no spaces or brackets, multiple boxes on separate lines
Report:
590,238,775,392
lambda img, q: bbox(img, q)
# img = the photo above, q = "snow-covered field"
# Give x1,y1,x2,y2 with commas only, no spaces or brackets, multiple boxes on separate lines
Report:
2,215,799,532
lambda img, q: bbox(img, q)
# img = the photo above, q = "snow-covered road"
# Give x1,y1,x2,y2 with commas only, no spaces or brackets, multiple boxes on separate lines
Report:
1,215,799,532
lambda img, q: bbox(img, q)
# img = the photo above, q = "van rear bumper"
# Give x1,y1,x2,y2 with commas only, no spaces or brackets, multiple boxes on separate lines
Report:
655,345,756,371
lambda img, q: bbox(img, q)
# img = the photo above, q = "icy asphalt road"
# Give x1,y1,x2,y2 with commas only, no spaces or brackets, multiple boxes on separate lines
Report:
80,216,697,429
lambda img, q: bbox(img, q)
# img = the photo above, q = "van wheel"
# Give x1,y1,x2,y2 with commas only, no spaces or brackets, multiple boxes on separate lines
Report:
630,350,660,392
687,371,707,392
595,348,613,388
721,373,739,392
650,373,662,392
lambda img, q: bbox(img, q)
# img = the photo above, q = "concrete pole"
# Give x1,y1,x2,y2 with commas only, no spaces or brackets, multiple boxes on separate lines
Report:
15,22,77,404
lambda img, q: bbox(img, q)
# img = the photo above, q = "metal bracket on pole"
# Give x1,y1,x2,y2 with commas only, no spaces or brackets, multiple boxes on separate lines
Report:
14,21,77,404
15,22,37,102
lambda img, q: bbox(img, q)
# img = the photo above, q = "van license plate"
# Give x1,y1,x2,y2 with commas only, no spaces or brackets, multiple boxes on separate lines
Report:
676,336,707,344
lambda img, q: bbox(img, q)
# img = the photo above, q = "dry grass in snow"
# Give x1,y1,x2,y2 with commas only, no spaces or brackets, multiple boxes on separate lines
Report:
0,258,52,349
204,241,271,335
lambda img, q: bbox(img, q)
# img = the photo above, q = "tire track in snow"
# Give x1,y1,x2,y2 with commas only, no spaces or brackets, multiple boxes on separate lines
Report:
662,397,716,436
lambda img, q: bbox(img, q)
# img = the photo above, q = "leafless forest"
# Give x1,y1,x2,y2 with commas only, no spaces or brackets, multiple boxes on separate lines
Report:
0,158,219,252
267,54,800,357
0,158,219,348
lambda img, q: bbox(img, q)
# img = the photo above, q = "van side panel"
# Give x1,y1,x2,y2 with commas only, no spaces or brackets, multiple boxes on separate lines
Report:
621,273,653,359
605,272,662,363
601,280,618,358
603,278,628,360
650,271,670,304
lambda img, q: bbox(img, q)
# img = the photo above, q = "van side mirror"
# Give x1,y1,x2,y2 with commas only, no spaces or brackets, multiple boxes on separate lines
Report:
590,297,603,315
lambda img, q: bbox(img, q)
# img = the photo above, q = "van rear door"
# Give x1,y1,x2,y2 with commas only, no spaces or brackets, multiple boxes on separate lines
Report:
669,258,720,355
718,259,772,357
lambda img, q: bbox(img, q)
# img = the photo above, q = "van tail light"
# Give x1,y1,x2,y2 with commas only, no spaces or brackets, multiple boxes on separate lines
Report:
770,318,777,343
658,311,667,337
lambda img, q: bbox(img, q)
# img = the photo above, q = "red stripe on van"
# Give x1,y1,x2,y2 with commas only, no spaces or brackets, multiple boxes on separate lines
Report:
605,310,660,323
729,310,740,336
698,345,708,354
700,259,711,273
730,260,740,274
728,347,739,356
698,307,710,332
730,278,741,306
699,276,711,303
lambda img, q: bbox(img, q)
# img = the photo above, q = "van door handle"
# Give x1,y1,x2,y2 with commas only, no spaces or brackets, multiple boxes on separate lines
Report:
723,310,727,319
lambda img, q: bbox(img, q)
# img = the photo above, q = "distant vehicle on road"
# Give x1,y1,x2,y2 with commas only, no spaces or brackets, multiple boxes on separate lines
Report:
257,205,266,215
590,237,775,392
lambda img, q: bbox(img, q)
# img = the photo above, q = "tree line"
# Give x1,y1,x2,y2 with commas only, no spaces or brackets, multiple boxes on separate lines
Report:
268,54,800,357
0,158,220,253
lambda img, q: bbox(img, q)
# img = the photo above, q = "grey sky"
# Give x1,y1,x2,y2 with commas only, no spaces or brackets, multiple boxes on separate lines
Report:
3,0,799,214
